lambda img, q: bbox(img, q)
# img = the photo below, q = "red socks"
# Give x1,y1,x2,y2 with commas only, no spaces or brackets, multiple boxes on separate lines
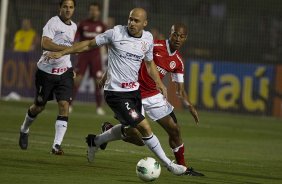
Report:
173,144,187,167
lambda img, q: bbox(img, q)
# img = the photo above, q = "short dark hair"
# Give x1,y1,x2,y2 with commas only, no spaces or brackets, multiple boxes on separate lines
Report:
59,0,76,7
89,2,101,10
171,23,188,34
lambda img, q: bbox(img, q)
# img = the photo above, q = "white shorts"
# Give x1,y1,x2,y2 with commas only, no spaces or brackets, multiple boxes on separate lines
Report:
142,93,174,121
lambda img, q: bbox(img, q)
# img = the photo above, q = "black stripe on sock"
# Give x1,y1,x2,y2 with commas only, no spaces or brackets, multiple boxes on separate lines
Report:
142,135,153,141
57,115,68,122
27,109,37,118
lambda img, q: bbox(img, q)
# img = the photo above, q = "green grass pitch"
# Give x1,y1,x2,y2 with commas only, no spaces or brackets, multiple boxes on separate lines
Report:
0,100,281,184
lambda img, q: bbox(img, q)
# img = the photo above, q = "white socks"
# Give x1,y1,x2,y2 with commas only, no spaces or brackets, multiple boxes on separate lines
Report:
53,118,68,147
20,112,36,133
94,124,123,146
142,134,171,166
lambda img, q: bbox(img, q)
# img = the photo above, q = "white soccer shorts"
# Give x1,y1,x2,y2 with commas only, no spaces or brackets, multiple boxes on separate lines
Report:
142,93,174,121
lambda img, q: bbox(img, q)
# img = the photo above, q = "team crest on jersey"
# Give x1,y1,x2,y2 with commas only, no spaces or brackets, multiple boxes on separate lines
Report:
129,109,139,120
170,61,176,69
141,41,148,52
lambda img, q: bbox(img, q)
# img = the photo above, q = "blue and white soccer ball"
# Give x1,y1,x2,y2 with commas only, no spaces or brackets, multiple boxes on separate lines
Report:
136,157,161,182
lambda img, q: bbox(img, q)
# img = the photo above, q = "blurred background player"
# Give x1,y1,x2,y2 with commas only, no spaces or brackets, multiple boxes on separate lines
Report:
71,2,106,115
100,23,203,176
13,18,38,52
18,0,77,155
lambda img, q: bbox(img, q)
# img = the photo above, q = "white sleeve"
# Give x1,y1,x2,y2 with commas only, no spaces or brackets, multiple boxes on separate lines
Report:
42,19,56,39
144,42,153,61
95,29,114,46
171,73,184,83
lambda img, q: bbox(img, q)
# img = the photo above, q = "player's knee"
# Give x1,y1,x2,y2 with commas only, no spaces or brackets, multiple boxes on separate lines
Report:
58,101,69,115
136,120,152,137
34,97,47,107
58,100,69,106
30,104,45,115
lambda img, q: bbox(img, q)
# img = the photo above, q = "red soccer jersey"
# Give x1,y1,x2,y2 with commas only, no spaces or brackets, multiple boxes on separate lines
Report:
139,40,185,98
75,19,106,54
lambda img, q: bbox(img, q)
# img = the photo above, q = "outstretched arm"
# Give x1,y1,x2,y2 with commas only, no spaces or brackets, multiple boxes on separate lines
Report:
144,60,167,99
47,38,98,59
41,37,69,51
176,82,199,124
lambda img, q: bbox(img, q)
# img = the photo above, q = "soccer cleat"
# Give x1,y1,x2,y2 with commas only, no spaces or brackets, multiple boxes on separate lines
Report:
167,161,187,176
184,167,205,176
86,134,98,162
51,144,64,155
19,132,29,150
99,122,113,150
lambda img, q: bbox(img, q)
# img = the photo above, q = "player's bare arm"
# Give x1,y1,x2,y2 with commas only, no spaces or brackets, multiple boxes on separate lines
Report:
98,71,107,88
41,36,70,51
144,60,167,99
47,38,98,59
176,82,199,124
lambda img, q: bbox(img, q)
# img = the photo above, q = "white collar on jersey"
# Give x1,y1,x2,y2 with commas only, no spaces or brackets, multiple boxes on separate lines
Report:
58,15,72,26
166,40,176,56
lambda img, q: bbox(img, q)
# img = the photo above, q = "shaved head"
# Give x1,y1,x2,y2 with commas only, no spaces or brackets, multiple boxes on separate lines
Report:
130,8,147,20
127,8,148,37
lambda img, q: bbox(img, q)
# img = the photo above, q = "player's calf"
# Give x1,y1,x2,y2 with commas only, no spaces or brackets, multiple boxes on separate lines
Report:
123,127,144,146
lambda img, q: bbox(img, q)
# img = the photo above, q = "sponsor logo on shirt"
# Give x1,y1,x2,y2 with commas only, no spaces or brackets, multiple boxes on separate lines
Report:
156,65,167,75
119,52,143,61
51,67,69,74
121,82,137,89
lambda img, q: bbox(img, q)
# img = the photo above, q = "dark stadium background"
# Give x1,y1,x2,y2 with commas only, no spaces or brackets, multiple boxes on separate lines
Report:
1,0,282,117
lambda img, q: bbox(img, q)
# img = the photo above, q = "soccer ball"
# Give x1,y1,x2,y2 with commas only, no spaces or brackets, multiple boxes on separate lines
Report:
136,157,161,182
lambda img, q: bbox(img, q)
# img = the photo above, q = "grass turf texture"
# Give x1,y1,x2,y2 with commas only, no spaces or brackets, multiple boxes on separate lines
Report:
0,100,281,184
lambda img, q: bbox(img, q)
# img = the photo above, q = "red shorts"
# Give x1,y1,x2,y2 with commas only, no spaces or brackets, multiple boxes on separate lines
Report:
75,50,103,79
